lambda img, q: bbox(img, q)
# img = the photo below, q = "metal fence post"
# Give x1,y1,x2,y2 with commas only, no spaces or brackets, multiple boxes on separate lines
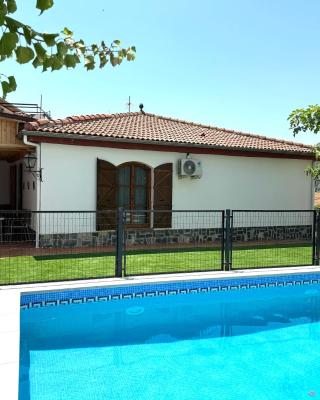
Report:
313,209,320,266
224,209,232,271
221,210,225,270
116,207,124,277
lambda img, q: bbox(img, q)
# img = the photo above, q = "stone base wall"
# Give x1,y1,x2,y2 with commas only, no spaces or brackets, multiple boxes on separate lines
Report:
232,225,312,242
125,228,222,246
39,231,117,249
39,225,312,249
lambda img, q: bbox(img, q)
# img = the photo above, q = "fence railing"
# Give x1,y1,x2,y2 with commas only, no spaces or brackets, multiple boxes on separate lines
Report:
122,210,224,276
229,210,315,270
0,210,117,285
0,208,319,285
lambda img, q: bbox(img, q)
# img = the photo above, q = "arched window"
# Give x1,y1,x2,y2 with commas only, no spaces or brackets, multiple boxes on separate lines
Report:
97,159,172,229
118,162,150,224
97,159,150,227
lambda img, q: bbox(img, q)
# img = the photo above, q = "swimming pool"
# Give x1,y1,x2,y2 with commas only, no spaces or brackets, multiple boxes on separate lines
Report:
19,273,320,399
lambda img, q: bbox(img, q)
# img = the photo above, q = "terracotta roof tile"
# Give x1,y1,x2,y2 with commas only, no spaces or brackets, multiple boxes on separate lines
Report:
25,112,314,155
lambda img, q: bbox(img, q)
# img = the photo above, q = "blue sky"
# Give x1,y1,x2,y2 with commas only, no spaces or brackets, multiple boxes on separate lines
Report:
6,0,320,144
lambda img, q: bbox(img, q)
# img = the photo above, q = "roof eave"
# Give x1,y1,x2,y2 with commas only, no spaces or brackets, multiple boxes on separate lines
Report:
22,130,314,158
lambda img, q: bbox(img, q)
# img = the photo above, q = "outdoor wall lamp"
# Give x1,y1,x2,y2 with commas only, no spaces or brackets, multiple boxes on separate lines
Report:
24,153,43,182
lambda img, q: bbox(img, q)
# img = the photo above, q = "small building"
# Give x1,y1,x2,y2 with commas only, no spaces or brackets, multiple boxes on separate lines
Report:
22,110,314,221
0,108,315,248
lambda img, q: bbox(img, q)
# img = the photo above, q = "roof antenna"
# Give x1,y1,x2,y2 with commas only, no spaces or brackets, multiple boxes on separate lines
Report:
139,103,145,114
126,96,132,113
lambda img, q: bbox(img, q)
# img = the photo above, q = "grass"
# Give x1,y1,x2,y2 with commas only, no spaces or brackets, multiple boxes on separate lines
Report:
0,245,313,285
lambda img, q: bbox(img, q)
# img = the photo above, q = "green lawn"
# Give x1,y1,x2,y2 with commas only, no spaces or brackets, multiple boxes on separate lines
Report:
0,245,313,285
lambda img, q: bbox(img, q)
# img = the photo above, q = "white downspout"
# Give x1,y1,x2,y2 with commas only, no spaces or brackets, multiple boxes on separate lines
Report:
23,134,41,247
312,160,317,210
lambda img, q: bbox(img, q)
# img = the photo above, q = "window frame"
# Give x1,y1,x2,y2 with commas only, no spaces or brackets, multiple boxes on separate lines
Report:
117,162,151,227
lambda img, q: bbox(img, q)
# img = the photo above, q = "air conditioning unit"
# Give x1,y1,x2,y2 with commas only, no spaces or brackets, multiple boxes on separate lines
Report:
178,159,202,179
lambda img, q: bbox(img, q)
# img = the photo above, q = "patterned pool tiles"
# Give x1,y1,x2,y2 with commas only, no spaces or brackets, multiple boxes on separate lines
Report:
20,272,320,309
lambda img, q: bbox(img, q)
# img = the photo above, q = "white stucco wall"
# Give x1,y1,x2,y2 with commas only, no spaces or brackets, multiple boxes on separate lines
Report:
36,142,313,233
22,163,37,211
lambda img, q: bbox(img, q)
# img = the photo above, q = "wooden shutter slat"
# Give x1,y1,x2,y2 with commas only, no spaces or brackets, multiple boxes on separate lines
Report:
96,159,117,230
153,163,172,228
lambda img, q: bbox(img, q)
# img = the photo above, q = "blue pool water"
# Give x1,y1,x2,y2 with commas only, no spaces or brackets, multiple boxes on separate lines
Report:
20,282,320,400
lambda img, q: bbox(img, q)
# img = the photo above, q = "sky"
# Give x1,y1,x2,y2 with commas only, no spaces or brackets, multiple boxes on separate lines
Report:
6,0,320,144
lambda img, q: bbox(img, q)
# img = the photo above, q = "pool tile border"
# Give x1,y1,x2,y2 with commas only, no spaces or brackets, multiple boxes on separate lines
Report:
20,272,320,309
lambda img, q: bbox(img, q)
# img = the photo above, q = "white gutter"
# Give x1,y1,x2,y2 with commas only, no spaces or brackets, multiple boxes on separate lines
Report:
23,135,41,247
312,160,318,210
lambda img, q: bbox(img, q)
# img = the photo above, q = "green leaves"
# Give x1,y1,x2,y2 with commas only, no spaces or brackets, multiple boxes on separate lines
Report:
288,106,320,180
84,55,95,70
0,0,136,97
23,25,35,45
1,75,16,97
288,105,320,136
126,52,135,61
62,27,73,36
34,42,46,60
0,31,18,55
64,54,79,68
99,53,107,68
32,56,42,68
6,0,17,13
42,33,59,46
50,54,63,70
5,16,23,31
108,46,136,67
36,0,54,14
56,41,68,57
305,146,320,179
15,46,34,63
0,2,7,18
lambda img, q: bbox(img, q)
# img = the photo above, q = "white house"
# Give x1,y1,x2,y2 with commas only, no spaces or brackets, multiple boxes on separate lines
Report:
20,110,314,213
0,108,315,245
2,109,308,241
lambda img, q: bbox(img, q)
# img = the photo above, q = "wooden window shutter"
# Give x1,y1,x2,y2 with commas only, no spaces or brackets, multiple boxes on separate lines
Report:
96,159,117,230
153,163,173,228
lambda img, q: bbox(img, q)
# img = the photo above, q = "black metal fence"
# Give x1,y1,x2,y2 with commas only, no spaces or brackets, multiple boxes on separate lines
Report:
229,210,316,270
122,210,224,276
0,210,117,285
0,208,319,285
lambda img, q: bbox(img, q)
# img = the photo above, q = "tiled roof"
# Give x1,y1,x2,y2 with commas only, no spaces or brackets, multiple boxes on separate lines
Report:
24,112,313,156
